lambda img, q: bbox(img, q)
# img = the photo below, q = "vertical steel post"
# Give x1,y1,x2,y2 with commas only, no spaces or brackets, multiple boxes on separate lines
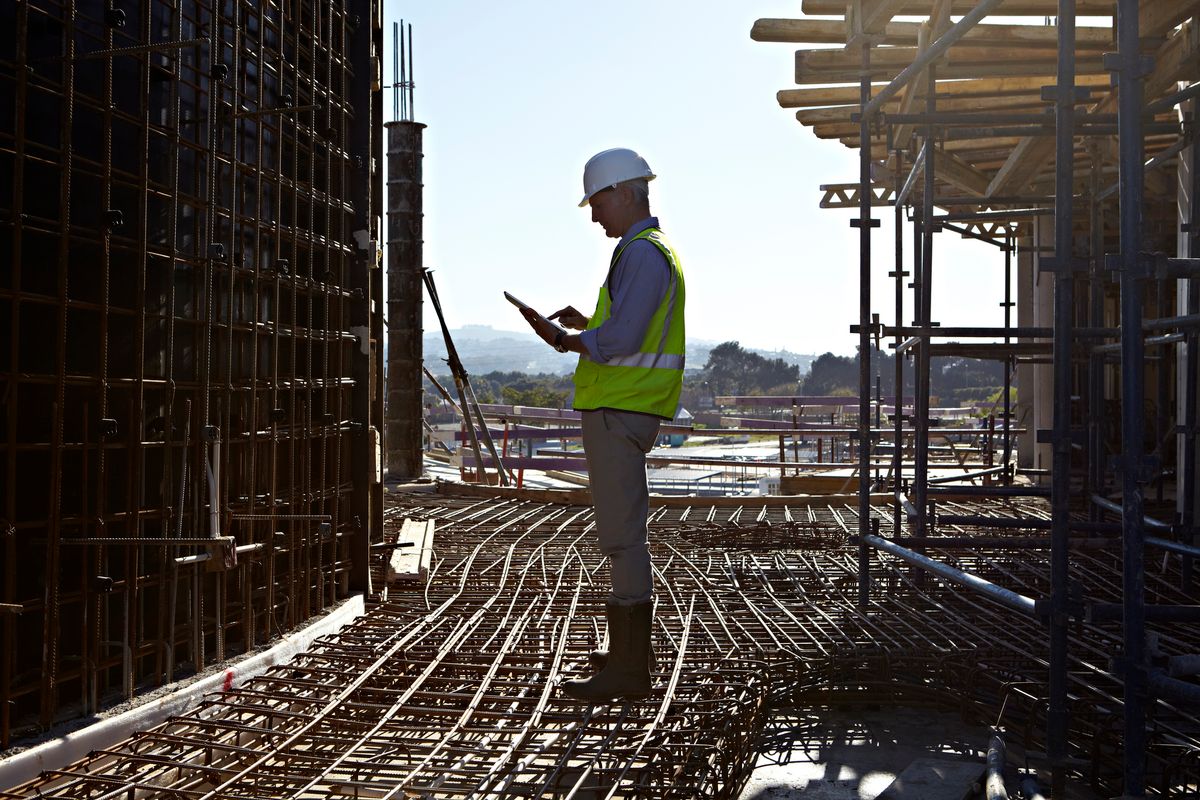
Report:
857,44,873,607
1115,0,1148,793
1183,128,1200,592
914,67,936,540
1003,233,1014,478
893,148,906,537
1047,5,1076,792
1088,143,1106,522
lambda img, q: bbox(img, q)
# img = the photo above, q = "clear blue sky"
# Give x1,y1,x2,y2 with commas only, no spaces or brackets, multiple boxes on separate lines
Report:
383,2,1008,357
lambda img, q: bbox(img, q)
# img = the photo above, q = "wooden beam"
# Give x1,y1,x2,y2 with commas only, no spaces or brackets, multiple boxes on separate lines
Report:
802,0,1114,14
793,95,1049,125
1142,0,1200,39
752,18,1112,50
795,55,1109,85
777,74,1111,108
986,135,1054,197
853,0,910,36
982,16,1196,198
796,44,1104,74
932,147,991,195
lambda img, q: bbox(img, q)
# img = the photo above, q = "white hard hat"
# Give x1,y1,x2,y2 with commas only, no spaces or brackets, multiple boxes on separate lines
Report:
578,147,655,207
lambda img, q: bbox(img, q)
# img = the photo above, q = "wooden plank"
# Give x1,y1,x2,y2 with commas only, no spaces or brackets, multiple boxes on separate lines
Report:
752,17,1112,49
1142,0,1200,39
803,0,1114,14
988,20,1196,197
797,45,1059,74
387,519,434,583
892,17,937,150
795,57,1109,86
876,758,986,800
794,95,1046,124
986,135,1054,197
853,0,911,35
933,147,991,196
796,47,1113,86
792,59,1108,86
776,74,1110,108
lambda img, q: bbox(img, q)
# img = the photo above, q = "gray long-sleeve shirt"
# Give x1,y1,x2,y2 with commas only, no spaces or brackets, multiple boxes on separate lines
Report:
578,217,670,363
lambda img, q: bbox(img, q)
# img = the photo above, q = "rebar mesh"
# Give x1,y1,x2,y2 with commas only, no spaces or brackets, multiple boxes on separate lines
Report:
0,0,380,746
5,489,1198,798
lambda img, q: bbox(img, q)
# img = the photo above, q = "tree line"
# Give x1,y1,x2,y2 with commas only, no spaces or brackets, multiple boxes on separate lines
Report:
424,341,1006,414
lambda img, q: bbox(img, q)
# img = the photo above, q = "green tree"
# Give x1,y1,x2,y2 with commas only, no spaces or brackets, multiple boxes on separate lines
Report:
701,341,799,396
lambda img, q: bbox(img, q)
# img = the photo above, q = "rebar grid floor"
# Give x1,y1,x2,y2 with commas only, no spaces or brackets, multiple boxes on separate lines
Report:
5,489,1200,798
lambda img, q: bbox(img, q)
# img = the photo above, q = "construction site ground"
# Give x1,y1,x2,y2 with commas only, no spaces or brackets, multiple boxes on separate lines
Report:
5,482,1197,798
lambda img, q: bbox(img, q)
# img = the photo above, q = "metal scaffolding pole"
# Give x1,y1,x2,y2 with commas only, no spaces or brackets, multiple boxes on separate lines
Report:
857,44,873,606
1183,126,1200,592
892,147,907,538
1087,142,1107,523
1003,233,1014,478
1115,0,1149,793
1047,5,1076,791
913,64,936,541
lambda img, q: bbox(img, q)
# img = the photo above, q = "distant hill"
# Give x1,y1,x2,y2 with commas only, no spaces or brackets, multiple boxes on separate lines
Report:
419,325,817,377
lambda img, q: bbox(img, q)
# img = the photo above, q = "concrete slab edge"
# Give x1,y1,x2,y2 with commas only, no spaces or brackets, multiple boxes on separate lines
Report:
0,593,366,790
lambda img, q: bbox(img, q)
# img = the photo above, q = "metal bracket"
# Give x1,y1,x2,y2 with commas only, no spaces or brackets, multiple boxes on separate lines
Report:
1109,454,1162,483
1104,251,1156,279
1037,255,1090,275
849,218,882,229
1040,85,1094,103
1102,51,1156,81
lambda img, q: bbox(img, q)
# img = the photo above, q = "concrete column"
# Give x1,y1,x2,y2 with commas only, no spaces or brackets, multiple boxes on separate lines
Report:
1015,222,1054,472
385,121,427,481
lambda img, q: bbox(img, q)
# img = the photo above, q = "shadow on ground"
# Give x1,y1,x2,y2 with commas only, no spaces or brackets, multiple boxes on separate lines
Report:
738,706,989,800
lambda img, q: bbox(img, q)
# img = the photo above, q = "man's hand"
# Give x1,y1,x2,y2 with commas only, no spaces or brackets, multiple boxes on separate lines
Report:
520,307,560,348
548,306,589,330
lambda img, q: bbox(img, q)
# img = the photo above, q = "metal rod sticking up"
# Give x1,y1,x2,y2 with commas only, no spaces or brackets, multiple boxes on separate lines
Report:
392,20,415,123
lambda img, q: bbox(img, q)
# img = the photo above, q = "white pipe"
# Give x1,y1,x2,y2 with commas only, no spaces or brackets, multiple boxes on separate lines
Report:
0,594,365,789
207,440,221,538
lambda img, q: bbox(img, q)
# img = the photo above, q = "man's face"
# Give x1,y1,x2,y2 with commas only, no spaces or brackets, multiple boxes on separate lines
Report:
589,186,624,239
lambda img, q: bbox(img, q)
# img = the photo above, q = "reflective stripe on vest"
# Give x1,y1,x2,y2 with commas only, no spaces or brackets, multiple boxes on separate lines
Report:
572,227,685,420
604,351,685,370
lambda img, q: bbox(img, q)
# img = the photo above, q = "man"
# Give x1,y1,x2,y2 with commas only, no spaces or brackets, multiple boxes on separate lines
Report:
520,147,685,702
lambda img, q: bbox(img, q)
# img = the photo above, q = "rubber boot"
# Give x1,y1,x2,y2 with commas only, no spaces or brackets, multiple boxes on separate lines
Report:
587,641,656,672
562,601,653,702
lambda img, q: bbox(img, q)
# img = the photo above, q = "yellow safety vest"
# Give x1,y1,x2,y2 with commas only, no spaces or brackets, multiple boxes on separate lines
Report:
572,227,686,420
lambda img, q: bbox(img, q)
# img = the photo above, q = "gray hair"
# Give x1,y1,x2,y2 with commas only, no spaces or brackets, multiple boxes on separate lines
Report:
619,178,650,205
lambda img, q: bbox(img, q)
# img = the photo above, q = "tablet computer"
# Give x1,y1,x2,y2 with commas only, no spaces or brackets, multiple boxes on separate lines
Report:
503,291,532,311
504,291,566,336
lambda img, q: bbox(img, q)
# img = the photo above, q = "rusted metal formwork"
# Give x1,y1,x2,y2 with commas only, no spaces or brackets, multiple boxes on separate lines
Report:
385,119,425,482
0,0,383,748
6,489,1200,798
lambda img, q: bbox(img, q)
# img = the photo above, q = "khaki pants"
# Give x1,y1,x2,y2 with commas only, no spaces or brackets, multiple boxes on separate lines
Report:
581,408,660,605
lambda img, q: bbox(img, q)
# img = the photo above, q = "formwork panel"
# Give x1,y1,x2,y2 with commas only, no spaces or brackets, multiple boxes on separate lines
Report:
0,0,381,748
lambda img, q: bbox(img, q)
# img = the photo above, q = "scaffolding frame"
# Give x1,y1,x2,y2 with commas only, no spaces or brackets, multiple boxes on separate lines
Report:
755,2,1200,795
